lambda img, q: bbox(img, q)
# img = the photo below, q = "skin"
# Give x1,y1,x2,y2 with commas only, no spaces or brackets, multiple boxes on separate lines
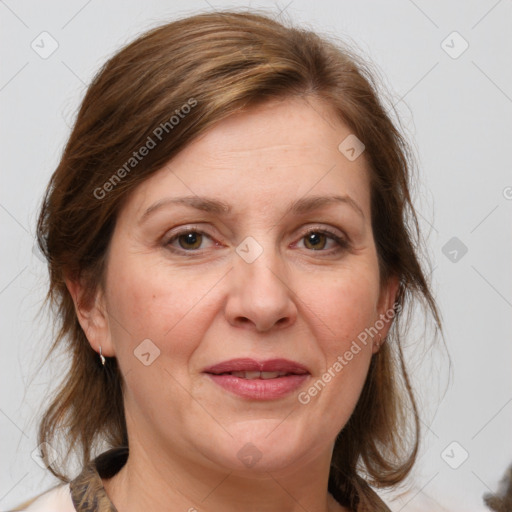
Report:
69,96,398,512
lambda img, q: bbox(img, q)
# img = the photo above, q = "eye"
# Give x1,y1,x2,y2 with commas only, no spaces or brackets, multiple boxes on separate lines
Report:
165,229,216,253
296,228,349,253
164,226,349,256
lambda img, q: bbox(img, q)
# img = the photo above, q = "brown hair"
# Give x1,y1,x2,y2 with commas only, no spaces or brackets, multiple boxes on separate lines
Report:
36,9,442,511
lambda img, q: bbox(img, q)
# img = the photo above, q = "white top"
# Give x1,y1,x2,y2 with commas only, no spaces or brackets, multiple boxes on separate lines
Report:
19,484,75,512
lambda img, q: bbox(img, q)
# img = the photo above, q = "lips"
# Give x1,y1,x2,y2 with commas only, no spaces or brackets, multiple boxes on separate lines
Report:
203,358,310,377
203,358,310,400
229,370,290,380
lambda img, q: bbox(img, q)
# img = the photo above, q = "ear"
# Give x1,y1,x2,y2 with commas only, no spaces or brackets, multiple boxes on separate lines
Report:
65,275,115,357
373,274,400,354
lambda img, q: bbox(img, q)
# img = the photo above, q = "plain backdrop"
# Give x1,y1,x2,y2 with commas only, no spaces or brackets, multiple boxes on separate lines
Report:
1,1,511,511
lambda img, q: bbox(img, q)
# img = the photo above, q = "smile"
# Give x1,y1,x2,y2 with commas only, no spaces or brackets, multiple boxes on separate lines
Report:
203,358,310,400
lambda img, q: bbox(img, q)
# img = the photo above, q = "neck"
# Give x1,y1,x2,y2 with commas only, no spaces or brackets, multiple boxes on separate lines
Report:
102,437,349,512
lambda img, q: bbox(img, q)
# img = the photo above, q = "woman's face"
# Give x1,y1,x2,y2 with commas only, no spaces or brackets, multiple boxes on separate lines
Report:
85,96,398,473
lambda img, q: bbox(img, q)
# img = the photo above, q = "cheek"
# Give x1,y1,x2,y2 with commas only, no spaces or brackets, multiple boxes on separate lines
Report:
103,255,218,424
105,253,220,363
317,278,377,381
295,264,380,430
304,263,381,348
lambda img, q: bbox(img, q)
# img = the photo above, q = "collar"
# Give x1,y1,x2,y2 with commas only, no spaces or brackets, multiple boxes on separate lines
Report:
69,447,128,512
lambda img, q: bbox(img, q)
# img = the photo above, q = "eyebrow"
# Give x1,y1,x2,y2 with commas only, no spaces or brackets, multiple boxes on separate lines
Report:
139,193,365,224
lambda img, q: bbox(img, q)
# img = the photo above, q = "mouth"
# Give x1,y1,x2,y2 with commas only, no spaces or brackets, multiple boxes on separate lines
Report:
214,370,299,380
203,358,310,400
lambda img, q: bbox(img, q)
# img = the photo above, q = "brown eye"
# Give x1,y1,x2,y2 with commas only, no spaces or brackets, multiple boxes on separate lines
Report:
166,230,215,253
297,228,349,254
303,232,328,250
176,231,203,250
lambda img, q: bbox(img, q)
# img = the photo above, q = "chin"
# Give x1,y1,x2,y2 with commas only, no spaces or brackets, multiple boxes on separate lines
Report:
207,425,314,474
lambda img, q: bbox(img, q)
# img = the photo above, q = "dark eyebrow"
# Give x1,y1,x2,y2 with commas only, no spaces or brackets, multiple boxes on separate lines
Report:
140,196,231,223
139,194,364,224
289,194,365,219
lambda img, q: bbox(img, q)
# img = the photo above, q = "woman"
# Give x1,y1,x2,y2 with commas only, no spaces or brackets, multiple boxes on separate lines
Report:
17,9,441,512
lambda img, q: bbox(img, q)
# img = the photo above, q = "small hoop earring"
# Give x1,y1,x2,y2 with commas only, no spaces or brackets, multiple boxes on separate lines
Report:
99,346,106,366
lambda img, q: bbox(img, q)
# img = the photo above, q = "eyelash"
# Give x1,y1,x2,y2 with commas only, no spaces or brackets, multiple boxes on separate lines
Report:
164,226,350,256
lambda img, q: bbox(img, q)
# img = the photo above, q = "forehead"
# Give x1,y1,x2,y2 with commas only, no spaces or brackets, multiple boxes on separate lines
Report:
124,96,371,219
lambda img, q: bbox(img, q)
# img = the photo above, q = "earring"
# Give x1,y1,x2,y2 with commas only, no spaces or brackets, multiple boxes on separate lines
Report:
99,346,106,366
375,333,382,349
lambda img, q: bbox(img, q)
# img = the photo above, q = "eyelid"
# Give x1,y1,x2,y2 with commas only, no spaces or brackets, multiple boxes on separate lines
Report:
300,224,346,239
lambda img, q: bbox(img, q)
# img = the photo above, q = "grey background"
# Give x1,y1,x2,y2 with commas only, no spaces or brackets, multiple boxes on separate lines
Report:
1,1,511,510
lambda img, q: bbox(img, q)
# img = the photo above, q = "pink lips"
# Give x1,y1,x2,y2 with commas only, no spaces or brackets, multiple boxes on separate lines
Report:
203,358,310,400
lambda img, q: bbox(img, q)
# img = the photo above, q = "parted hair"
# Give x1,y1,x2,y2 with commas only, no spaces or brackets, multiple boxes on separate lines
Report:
36,9,441,511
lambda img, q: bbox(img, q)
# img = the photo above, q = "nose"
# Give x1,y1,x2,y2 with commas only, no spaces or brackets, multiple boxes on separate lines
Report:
224,244,297,333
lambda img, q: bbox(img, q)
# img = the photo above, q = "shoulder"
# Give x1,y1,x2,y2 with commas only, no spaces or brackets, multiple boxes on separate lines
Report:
9,484,75,512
